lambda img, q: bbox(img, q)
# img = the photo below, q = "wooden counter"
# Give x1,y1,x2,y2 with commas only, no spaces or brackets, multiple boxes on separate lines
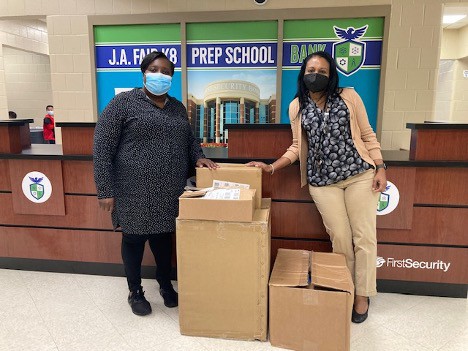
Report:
407,122,468,161
0,122,467,297
0,119,34,154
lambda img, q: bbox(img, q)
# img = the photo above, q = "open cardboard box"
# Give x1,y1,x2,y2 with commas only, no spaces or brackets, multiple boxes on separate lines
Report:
196,163,262,208
269,249,354,351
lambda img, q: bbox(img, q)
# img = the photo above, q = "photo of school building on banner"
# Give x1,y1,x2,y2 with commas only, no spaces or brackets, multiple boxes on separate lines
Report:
186,21,277,144
94,24,182,114
281,17,384,130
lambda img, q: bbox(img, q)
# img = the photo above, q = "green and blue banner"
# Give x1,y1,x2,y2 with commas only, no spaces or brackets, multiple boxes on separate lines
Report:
186,21,278,143
93,18,383,132
94,24,181,114
281,18,384,129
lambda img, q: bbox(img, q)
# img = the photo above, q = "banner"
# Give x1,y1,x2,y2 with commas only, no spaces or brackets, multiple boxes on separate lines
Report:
94,24,181,114
186,21,278,144
281,18,384,130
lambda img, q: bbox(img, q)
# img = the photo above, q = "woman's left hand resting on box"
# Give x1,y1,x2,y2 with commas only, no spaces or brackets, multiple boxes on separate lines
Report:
246,157,292,175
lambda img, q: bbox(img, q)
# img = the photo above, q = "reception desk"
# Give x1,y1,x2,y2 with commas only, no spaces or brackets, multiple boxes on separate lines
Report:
0,119,34,154
0,122,466,297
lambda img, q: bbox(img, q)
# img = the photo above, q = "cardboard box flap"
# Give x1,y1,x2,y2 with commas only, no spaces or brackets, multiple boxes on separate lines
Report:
269,249,310,287
311,252,354,294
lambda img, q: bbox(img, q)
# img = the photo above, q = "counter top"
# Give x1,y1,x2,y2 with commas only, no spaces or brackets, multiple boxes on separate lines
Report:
1,146,467,167
0,119,34,126
56,122,96,128
406,122,468,130
225,123,290,130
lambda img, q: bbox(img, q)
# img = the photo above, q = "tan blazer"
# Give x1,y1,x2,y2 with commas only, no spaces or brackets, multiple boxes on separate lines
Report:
281,88,383,188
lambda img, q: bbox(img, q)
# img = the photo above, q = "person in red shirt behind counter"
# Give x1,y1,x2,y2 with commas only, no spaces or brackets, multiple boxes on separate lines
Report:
43,105,55,144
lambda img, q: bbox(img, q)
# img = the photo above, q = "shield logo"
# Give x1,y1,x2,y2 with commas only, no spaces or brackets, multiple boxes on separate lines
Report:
30,183,44,200
333,41,365,75
377,193,389,212
332,25,368,76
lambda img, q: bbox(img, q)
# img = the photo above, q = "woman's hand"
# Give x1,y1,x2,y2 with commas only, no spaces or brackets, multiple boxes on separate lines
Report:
372,169,387,192
98,197,115,212
245,161,273,174
196,158,219,169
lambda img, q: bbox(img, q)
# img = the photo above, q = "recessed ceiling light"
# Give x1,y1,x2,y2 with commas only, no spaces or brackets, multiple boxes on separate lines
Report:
443,15,466,24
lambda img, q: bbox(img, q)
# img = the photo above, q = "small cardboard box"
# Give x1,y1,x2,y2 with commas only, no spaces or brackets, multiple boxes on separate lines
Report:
196,163,262,208
178,188,255,222
269,249,354,351
177,199,271,341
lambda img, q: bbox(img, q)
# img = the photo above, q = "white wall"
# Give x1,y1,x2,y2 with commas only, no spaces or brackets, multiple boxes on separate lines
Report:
434,60,455,121
4,46,52,127
0,18,49,119
438,24,468,122
451,57,468,121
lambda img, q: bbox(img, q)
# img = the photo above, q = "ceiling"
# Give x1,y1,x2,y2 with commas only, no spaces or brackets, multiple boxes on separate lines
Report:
443,5,468,29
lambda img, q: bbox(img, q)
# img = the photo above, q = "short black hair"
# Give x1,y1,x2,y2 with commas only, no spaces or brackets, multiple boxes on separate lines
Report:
295,51,342,109
8,110,17,119
46,105,53,110
140,51,175,76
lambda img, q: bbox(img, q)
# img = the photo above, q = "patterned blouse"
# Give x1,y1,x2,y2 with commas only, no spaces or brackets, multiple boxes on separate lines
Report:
301,93,371,187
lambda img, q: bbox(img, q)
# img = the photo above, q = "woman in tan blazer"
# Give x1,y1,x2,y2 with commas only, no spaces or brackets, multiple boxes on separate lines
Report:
248,51,387,323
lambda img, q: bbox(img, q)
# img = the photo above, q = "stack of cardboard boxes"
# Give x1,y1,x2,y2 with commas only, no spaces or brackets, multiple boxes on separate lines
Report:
177,164,270,340
176,163,354,350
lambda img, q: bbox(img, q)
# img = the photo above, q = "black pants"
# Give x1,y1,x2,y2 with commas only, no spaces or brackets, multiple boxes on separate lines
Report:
121,232,173,292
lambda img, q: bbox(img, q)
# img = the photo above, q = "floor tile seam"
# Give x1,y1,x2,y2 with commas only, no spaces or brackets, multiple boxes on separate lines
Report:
435,338,453,351
53,330,133,351
371,309,412,329
0,269,28,287
158,335,210,351
19,271,95,306
158,307,180,325
434,326,468,351
91,300,138,346
71,272,131,331
377,323,437,350
23,278,61,351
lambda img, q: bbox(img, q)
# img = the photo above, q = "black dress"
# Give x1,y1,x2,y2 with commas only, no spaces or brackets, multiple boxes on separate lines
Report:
93,88,204,234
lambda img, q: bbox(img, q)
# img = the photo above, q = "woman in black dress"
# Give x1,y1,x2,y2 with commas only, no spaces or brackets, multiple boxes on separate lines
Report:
93,51,217,316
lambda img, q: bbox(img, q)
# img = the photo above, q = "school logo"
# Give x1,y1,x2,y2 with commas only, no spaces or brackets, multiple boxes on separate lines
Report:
377,192,389,211
29,177,44,200
377,181,400,216
332,25,368,76
21,171,52,203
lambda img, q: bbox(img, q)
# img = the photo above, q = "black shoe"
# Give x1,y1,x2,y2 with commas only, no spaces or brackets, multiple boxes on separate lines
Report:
159,285,178,308
128,288,152,316
352,297,370,324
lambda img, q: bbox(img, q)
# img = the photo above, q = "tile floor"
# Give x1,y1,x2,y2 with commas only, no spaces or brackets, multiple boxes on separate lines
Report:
0,268,466,351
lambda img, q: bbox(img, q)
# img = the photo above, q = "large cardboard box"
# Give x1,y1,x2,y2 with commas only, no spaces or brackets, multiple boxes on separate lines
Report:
269,249,354,351
176,199,271,341
196,163,262,208
178,188,255,222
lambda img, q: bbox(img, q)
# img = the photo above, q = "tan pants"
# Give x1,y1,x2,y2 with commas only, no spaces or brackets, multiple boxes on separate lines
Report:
308,170,380,296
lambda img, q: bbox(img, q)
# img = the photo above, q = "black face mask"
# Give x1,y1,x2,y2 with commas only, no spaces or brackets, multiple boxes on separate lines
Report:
303,73,329,93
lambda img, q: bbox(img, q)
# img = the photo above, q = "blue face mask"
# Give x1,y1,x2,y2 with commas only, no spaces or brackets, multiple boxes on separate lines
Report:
144,72,172,96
